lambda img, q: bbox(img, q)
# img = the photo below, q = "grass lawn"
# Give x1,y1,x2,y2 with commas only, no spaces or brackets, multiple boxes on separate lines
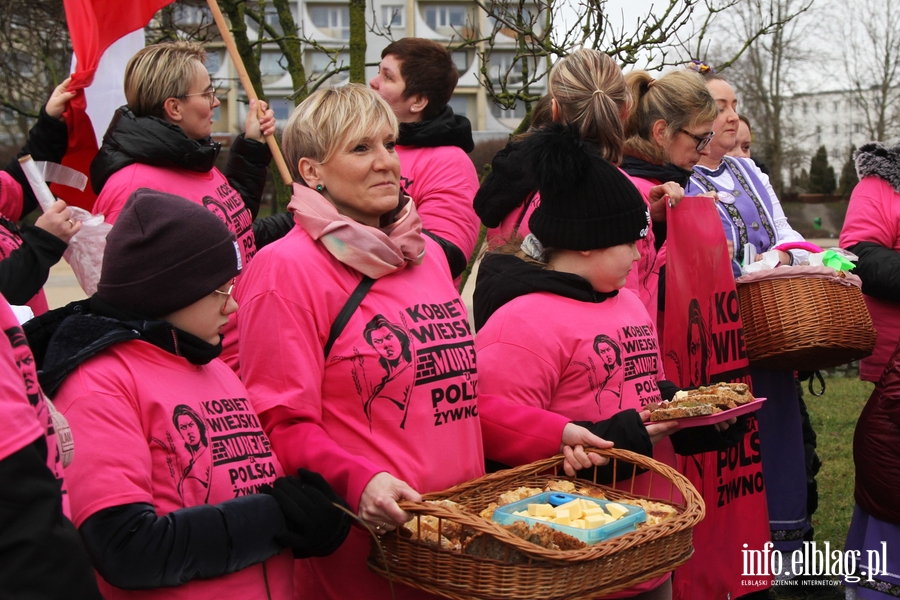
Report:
770,374,874,599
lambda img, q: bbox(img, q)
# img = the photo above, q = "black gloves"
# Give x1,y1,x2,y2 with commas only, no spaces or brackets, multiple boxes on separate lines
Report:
264,468,352,558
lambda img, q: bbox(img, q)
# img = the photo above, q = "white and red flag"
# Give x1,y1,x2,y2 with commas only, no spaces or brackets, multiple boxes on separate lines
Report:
59,0,173,209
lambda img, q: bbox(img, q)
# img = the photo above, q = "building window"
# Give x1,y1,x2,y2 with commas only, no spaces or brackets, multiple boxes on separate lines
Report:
854,123,862,133
833,124,839,134
308,51,351,83
269,98,293,121
802,103,807,115
452,50,471,74
260,52,286,77
833,100,840,111
488,51,524,85
815,101,821,113
831,148,841,160
204,51,222,74
264,5,283,34
424,5,468,31
448,95,468,118
172,4,211,25
309,4,350,40
381,5,404,27
490,100,526,120
816,125,821,144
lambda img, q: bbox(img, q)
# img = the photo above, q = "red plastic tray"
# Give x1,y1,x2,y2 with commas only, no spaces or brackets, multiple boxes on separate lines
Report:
647,397,766,428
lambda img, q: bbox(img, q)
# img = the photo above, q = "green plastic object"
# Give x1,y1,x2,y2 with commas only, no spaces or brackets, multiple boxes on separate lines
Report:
822,249,855,273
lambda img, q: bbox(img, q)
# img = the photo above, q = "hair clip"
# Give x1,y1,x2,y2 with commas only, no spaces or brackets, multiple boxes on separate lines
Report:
686,60,715,75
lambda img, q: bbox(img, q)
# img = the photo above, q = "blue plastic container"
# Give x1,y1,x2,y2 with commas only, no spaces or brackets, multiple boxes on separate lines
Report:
491,492,646,545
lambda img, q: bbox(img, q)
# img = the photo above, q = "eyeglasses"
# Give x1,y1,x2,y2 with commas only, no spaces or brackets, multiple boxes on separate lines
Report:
213,278,236,314
180,85,219,107
680,129,715,152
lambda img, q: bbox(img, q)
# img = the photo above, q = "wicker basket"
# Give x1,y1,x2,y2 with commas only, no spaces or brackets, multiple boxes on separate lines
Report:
366,448,704,600
736,271,877,371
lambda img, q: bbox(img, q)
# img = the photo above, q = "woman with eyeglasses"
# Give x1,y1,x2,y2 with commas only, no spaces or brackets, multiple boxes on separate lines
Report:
89,41,276,371
620,69,719,327
684,71,812,576
24,189,351,599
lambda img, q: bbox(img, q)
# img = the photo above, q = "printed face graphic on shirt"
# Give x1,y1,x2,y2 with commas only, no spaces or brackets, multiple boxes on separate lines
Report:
333,298,478,432
686,299,710,386
153,399,279,506
574,326,662,415
6,327,40,405
0,225,23,261
203,193,255,264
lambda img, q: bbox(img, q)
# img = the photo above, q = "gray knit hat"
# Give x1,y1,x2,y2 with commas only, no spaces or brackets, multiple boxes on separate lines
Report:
526,123,650,250
96,188,242,317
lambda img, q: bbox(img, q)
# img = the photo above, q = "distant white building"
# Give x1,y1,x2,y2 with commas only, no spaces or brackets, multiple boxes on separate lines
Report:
170,0,545,138
781,86,899,181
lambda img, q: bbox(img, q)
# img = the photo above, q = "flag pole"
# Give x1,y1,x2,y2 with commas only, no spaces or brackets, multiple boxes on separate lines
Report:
205,0,293,185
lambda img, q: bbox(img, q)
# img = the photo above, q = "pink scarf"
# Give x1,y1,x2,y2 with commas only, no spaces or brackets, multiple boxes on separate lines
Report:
288,183,426,279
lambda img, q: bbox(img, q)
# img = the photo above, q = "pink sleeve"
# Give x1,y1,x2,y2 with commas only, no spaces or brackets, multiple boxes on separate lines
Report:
840,177,899,250
91,170,136,224
0,171,25,221
239,290,383,512
408,150,481,260
475,321,567,465
58,388,155,526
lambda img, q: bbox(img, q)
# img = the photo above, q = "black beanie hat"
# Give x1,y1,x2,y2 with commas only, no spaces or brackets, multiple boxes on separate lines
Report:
525,123,650,250
97,188,242,317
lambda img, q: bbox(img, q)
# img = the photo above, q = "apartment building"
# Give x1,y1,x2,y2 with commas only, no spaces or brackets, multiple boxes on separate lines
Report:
781,86,899,174
171,0,545,138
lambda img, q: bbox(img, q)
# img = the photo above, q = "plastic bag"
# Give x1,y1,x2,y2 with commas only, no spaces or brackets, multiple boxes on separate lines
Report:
63,206,111,296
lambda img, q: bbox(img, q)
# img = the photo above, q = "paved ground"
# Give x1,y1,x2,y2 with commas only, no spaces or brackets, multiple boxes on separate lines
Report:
42,238,839,312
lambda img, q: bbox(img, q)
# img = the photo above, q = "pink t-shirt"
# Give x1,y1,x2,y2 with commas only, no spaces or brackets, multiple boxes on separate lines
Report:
93,163,256,371
839,175,900,382
396,145,481,261
0,294,66,510
0,171,50,315
237,227,567,600
52,339,292,600
476,288,674,597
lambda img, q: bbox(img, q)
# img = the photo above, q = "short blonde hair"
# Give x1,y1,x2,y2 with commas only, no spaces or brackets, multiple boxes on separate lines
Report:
282,84,399,182
623,69,718,165
125,41,207,119
548,49,630,165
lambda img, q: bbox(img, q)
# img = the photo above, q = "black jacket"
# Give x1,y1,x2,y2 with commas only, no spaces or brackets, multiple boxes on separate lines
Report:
90,107,271,219
472,138,537,230
844,142,900,301
0,107,70,303
474,251,747,455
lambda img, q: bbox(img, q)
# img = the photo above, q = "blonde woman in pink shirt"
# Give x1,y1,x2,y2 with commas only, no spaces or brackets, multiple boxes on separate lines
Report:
236,84,613,600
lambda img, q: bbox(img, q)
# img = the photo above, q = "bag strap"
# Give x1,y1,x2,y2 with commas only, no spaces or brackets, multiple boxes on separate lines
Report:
324,275,375,358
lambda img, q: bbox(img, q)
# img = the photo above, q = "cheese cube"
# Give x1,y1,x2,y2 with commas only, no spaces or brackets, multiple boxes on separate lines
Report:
527,503,553,517
605,503,630,520
585,514,612,528
514,510,528,517
556,500,583,520
571,519,586,529
553,509,572,526
582,507,605,517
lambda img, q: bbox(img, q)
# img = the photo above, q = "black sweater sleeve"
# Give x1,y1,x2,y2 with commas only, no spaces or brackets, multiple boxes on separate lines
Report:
79,494,286,590
574,409,653,482
845,241,900,302
4,107,69,219
223,134,273,221
422,229,467,279
0,223,67,305
669,415,749,455
252,211,295,250
0,437,103,600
